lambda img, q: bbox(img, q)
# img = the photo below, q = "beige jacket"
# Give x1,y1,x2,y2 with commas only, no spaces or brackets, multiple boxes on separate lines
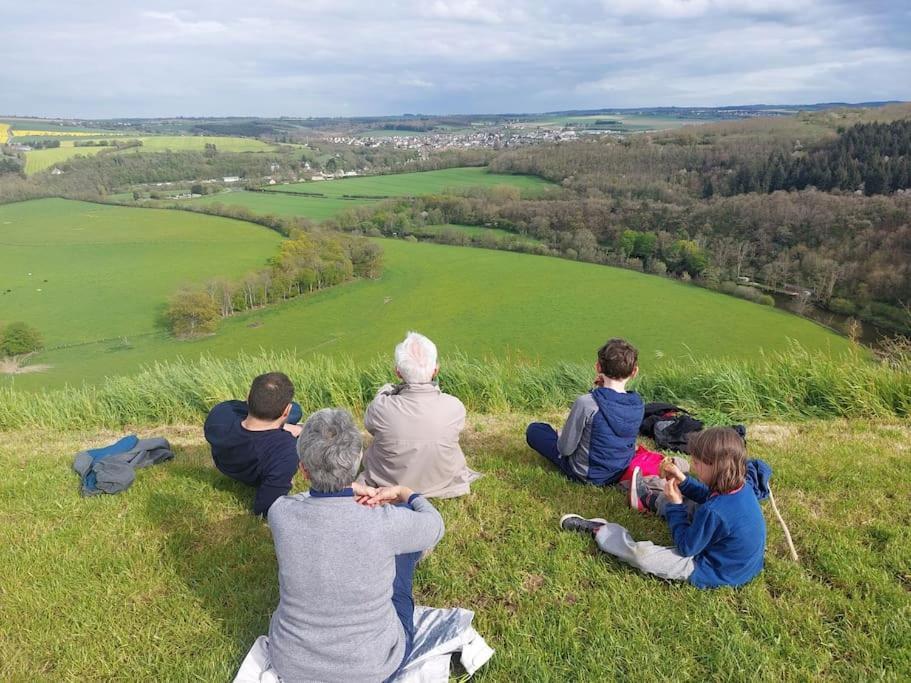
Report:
359,383,480,498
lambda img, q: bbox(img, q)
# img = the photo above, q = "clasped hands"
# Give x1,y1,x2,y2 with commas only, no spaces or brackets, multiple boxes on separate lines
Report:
660,459,687,504
351,482,415,507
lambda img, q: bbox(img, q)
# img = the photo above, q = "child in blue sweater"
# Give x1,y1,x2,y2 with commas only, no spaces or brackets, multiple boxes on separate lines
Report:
560,427,770,589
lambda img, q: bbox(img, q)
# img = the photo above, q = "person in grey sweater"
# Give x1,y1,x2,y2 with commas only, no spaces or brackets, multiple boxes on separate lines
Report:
267,408,445,683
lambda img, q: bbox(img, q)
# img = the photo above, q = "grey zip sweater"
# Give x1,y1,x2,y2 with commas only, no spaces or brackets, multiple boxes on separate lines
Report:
267,490,445,682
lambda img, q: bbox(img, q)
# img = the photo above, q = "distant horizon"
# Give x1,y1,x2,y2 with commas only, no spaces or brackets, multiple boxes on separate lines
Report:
2,100,906,123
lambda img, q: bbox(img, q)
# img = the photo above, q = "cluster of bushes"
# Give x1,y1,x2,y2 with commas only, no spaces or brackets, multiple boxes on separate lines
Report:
165,230,383,338
0,322,43,357
716,281,775,306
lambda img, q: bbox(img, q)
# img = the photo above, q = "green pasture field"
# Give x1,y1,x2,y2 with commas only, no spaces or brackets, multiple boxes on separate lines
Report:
1,415,907,680
175,168,554,221
21,134,275,174
265,167,554,198
116,135,276,154
0,198,281,350
9,208,850,389
23,141,109,174
186,190,376,222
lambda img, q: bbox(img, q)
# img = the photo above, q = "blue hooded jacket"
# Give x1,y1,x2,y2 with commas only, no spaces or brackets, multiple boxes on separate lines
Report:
582,388,645,485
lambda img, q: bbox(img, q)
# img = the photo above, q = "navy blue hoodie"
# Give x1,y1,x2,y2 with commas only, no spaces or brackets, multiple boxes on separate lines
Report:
581,387,645,485
203,400,299,516
665,459,771,589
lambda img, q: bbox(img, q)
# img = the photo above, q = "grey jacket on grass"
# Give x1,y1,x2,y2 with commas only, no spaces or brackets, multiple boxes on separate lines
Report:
267,491,445,682
73,437,173,496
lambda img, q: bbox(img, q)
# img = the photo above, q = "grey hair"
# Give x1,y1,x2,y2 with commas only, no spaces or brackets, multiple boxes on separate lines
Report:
297,408,363,493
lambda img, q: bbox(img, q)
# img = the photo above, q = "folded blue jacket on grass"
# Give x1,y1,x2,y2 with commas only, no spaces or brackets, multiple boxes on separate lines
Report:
73,435,174,496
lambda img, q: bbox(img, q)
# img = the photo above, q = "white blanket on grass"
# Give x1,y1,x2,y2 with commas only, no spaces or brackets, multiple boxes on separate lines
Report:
234,606,494,683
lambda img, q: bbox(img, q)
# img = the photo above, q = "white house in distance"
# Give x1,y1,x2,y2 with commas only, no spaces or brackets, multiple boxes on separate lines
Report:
223,176,241,183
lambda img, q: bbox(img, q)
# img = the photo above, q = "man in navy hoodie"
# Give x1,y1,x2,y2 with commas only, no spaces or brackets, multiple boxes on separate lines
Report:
526,338,644,485
204,372,303,516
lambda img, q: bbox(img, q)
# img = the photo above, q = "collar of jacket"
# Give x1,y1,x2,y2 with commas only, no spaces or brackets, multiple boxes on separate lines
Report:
308,487,355,498
399,382,440,394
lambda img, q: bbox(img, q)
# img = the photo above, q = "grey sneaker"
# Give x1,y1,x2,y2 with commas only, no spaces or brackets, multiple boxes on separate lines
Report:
629,466,644,511
629,466,660,513
559,514,607,534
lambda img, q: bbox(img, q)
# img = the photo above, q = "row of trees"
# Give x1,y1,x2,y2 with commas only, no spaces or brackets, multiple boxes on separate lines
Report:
719,120,911,196
165,230,383,338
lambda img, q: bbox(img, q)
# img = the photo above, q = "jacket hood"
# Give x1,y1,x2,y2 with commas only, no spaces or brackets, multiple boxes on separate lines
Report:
746,459,772,500
204,400,250,449
590,388,644,438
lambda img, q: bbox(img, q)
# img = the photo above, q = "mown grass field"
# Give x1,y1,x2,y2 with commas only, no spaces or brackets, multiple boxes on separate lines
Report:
181,168,552,221
0,198,280,350
187,189,377,222
8,200,850,389
116,135,276,154
265,167,554,198
22,141,110,174
21,134,276,174
1,414,907,680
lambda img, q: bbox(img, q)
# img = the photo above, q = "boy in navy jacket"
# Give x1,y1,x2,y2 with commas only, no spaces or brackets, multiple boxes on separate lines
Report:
526,338,644,485
204,372,303,516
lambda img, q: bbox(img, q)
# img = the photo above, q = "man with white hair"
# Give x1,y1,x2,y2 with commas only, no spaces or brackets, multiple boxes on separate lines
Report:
360,331,480,498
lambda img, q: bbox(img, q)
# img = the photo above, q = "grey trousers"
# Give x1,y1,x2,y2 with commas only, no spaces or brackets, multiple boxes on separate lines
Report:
594,522,695,581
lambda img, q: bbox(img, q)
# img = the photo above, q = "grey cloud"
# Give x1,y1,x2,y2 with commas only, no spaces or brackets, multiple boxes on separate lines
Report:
0,0,907,117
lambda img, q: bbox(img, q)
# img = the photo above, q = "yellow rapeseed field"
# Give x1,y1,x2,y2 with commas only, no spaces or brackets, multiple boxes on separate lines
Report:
0,123,10,143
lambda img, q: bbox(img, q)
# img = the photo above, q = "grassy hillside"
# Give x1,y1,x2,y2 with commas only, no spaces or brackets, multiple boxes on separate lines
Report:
1,415,907,680
265,167,554,197
0,199,281,348
7,217,850,389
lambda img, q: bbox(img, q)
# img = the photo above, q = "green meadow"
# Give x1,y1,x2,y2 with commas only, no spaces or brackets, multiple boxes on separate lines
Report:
187,189,376,221
171,168,553,221
22,134,276,174
5,199,849,389
116,135,276,154
1,414,907,680
265,167,554,197
23,141,110,174
0,198,280,349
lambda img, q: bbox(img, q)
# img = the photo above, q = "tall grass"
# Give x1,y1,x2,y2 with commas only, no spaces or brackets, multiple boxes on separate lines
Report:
1,344,908,429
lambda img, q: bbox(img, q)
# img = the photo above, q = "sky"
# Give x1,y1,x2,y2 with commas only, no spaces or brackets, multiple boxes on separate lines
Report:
2,0,909,118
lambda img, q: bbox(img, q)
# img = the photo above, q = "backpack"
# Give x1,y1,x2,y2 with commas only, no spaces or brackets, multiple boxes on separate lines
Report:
640,402,747,453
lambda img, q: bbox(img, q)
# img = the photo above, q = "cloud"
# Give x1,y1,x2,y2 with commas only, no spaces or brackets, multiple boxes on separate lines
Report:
0,0,907,117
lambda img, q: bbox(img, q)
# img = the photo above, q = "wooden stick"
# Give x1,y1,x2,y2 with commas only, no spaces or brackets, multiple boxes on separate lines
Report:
767,486,799,562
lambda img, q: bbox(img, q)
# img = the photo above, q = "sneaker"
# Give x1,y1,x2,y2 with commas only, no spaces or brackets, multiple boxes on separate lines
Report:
559,514,607,534
629,466,660,513
628,466,645,511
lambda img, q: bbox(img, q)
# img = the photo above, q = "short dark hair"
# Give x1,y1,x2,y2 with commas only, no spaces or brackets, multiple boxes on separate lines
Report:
688,427,747,493
247,372,294,420
597,338,638,380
